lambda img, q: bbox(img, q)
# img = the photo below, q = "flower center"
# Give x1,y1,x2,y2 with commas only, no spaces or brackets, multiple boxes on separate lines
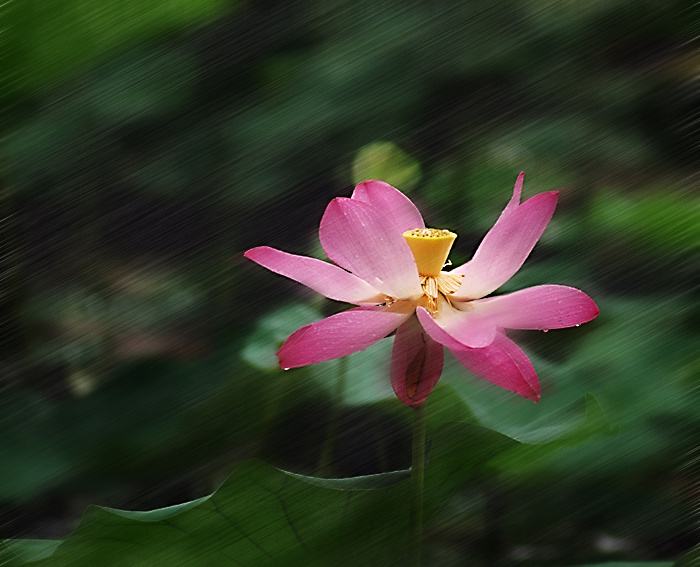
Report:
403,228,464,314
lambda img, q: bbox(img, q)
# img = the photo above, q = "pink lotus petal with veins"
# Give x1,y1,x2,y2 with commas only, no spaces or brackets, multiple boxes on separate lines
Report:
244,246,384,304
451,190,559,299
470,285,600,331
277,307,411,369
319,197,421,300
351,180,425,234
450,332,541,402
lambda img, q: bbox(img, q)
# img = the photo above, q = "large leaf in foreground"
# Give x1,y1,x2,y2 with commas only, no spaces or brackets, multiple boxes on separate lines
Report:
0,396,611,566
555,563,673,567
1,461,411,567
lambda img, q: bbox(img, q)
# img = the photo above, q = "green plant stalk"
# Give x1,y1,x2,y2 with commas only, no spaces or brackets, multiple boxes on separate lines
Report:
316,356,348,477
411,403,426,566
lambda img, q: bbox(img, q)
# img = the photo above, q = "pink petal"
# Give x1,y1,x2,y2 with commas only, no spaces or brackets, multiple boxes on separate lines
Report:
391,316,444,407
319,197,422,300
416,300,497,349
244,246,383,304
351,180,425,234
470,285,600,330
497,171,525,221
450,332,540,401
277,307,411,369
452,191,559,299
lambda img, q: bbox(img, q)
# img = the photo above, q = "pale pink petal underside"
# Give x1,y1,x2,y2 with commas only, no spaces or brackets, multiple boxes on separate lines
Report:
471,284,600,330
391,316,444,407
277,307,411,369
319,197,421,300
450,332,540,401
351,180,425,234
415,300,497,348
244,246,383,304
452,191,558,299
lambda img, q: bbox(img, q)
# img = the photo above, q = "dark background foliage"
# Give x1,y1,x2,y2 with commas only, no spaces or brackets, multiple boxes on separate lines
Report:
1,0,698,565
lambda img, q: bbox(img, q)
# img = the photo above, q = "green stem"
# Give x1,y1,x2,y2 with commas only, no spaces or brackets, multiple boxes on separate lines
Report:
316,356,348,477
411,403,426,566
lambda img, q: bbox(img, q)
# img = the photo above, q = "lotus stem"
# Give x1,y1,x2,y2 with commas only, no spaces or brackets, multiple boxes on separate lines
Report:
411,403,426,566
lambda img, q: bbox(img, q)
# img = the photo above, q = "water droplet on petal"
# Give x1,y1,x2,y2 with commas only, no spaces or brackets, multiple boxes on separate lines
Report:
542,329,549,333
575,324,580,327
282,367,291,371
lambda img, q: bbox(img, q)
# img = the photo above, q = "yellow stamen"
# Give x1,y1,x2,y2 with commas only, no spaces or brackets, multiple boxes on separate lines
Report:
420,276,439,314
419,273,465,314
436,272,463,294
403,228,457,277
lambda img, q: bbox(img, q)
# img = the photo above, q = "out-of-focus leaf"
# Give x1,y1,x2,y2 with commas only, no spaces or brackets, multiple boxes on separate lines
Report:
372,382,477,435
29,274,206,333
4,102,94,183
490,394,617,474
352,142,422,190
6,0,234,95
491,117,652,168
420,155,571,245
0,350,276,502
125,124,222,195
553,563,673,567
0,391,77,501
241,303,322,371
591,190,700,252
86,48,197,123
312,341,396,406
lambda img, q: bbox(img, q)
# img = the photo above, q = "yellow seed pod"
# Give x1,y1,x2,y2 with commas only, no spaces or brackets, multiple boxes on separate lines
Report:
403,228,457,276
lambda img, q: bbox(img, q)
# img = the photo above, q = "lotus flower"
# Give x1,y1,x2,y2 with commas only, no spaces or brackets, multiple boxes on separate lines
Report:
245,174,599,406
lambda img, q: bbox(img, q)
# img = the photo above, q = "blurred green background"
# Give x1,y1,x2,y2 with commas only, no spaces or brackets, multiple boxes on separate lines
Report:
1,0,698,565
